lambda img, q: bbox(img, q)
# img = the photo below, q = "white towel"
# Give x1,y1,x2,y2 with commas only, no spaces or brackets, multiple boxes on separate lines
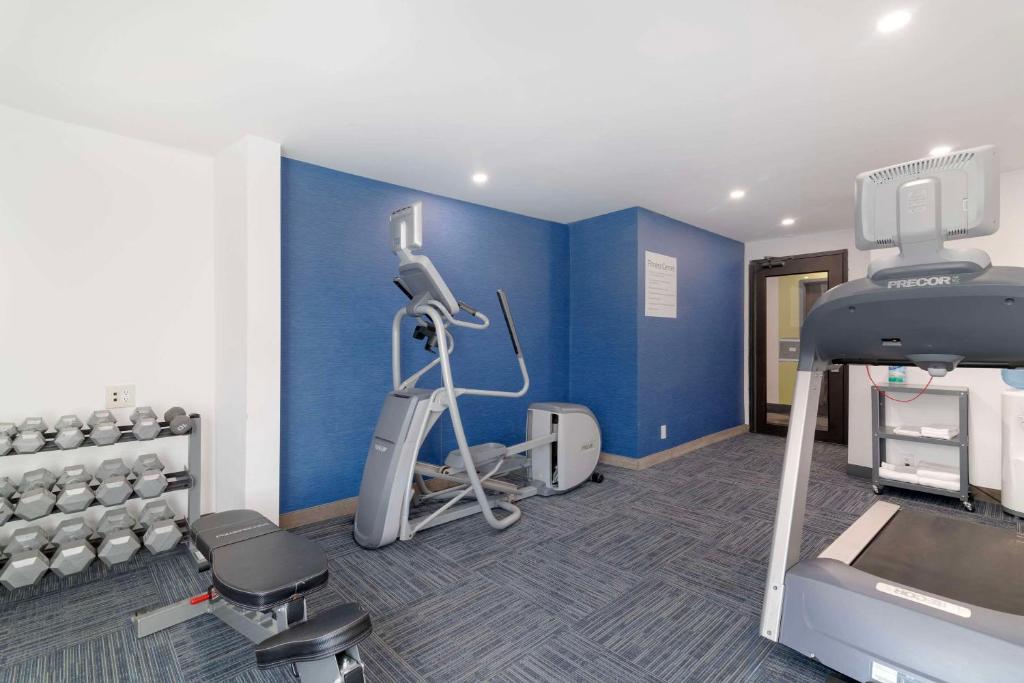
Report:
920,425,959,440
918,475,960,491
892,426,921,437
917,461,960,482
878,468,919,484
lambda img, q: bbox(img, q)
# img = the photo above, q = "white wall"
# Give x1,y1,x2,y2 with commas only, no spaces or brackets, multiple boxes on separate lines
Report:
0,105,216,539
743,170,1024,490
214,136,282,522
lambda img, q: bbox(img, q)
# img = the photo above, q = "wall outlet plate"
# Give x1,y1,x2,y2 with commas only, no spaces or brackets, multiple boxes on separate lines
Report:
660,425,667,439
106,384,136,409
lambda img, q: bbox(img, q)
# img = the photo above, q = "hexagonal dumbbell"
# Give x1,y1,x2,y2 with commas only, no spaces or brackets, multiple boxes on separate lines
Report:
132,454,167,499
0,424,14,456
5,525,48,553
16,487,56,520
19,468,57,492
56,465,96,514
163,407,192,435
130,407,161,441
50,518,96,577
96,481,131,507
137,499,171,527
133,453,163,476
96,458,129,481
96,509,140,566
0,477,15,524
138,500,182,554
13,417,48,454
0,549,49,589
57,465,92,487
97,507,134,533
87,410,121,447
54,415,85,450
52,517,92,545
57,481,95,513
15,469,57,521
1,525,50,589
87,410,116,428
95,466,133,507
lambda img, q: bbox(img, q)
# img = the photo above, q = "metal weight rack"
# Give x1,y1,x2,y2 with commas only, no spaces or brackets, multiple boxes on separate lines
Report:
0,414,202,581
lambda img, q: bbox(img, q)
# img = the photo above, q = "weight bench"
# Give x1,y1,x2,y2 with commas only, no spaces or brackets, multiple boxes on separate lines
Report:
133,509,371,682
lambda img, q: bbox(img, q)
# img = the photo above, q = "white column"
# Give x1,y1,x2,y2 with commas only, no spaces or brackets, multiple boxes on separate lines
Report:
214,135,282,522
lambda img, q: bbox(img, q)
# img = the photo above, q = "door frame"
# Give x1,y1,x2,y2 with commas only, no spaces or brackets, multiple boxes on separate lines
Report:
748,249,849,444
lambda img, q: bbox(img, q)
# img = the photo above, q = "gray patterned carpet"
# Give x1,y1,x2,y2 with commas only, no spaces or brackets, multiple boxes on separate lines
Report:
2,432,1020,682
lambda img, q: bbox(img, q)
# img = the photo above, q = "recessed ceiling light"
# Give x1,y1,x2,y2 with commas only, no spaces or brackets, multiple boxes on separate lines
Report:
876,9,912,34
472,172,488,185
781,217,796,227
929,145,953,157
729,189,746,200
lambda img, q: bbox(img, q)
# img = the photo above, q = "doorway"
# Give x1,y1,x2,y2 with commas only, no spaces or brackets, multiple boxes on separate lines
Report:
749,250,848,444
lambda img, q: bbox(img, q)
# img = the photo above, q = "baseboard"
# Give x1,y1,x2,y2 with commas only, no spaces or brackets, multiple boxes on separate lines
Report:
279,496,358,529
599,424,749,471
846,464,871,479
278,471,463,528
972,484,1001,505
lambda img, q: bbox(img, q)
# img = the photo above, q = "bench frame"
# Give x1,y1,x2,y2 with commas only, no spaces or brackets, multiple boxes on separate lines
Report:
133,517,367,683
134,587,364,681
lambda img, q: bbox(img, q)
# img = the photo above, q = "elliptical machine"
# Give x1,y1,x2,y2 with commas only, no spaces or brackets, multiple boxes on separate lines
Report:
353,202,602,549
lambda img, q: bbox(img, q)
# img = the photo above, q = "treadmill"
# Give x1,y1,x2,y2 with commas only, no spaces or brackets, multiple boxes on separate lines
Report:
761,145,1024,683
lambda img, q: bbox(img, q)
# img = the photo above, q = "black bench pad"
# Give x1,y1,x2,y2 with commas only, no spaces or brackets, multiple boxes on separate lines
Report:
192,510,328,610
255,603,372,669
192,509,279,558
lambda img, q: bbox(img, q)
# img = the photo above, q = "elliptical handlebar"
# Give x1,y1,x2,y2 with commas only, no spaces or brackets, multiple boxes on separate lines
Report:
392,290,529,399
496,289,522,359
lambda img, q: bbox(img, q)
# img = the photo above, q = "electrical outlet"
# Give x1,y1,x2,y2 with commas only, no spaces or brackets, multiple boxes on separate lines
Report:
106,384,136,409
660,425,667,439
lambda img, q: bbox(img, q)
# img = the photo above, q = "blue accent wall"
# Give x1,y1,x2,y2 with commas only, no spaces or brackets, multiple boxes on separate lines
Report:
281,158,745,513
635,208,744,456
281,158,569,514
567,209,639,457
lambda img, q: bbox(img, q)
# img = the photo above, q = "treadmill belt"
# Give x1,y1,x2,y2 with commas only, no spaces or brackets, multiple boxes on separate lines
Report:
853,509,1024,617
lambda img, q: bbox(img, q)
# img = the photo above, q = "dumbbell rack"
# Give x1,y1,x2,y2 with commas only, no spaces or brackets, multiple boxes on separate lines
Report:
0,415,202,588
1,414,202,526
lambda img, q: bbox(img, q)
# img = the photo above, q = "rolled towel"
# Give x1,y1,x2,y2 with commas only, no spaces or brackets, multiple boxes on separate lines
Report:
879,468,919,484
917,461,960,482
918,475,960,491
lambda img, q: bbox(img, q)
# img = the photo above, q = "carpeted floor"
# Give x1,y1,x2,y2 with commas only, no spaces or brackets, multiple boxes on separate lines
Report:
1,432,1020,682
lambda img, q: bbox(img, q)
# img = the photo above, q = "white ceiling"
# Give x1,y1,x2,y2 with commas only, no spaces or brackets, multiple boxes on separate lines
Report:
2,1,1023,241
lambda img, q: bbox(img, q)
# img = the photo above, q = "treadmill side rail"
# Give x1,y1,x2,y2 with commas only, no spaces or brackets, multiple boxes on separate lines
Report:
761,368,823,641
818,501,900,565
781,558,1024,683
